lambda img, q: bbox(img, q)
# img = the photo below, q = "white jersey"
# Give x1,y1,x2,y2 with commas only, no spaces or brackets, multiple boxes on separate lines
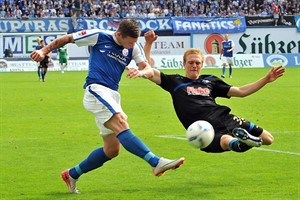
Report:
73,29,147,91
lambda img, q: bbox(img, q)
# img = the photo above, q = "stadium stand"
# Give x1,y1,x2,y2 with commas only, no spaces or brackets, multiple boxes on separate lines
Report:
0,0,298,19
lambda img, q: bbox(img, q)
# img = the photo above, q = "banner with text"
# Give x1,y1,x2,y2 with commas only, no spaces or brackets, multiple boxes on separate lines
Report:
171,17,246,34
1,53,299,72
0,18,73,33
262,53,300,67
0,17,246,34
193,28,300,54
245,15,295,26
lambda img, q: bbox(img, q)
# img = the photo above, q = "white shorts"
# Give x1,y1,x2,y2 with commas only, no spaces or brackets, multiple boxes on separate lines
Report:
222,57,233,66
83,84,127,137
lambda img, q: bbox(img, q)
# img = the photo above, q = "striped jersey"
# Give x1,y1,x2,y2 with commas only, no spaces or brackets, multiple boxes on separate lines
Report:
72,29,147,91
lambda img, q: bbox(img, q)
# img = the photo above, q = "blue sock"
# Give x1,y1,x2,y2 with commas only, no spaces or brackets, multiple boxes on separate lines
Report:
229,67,232,76
69,147,110,179
41,71,45,79
117,129,159,167
37,70,41,78
222,67,226,75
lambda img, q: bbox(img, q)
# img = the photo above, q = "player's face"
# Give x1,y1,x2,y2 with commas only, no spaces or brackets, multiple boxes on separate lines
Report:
184,54,203,80
224,34,229,41
119,35,138,49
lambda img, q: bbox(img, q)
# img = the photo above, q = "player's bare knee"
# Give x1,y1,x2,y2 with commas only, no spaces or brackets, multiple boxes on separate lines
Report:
261,131,274,145
105,113,129,134
263,135,274,145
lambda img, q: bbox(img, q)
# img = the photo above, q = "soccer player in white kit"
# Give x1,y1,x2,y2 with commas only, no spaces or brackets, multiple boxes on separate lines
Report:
30,19,184,194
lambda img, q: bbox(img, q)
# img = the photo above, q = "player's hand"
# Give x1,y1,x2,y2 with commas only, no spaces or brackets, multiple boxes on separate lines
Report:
30,50,45,62
266,66,285,82
125,66,143,79
144,30,158,45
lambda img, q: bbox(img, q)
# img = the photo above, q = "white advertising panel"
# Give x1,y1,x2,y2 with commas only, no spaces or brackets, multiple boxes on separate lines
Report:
0,59,89,72
67,35,191,58
193,28,300,54
129,54,264,69
146,54,264,69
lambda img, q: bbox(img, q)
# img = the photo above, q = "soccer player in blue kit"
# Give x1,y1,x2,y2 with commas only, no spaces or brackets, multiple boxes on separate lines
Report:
220,34,234,78
35,37,43,81
133,30,286,154
30,20,184,194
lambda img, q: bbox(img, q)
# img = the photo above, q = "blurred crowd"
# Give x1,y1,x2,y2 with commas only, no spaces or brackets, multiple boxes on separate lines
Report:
0,0,299,19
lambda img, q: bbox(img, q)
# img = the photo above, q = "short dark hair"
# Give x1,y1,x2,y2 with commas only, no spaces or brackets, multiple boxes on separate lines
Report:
117,19,141,38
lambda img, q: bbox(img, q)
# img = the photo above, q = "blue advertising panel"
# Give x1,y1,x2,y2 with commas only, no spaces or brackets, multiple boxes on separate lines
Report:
0,17,246,34
171,17,246,34
263,53,300,67
0,18,73,33
295,15,300,32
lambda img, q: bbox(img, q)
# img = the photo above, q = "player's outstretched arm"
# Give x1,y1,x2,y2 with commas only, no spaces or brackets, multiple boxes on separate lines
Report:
143,30,161,84
30,34,74,62
144,30,158,63
228,66,285,97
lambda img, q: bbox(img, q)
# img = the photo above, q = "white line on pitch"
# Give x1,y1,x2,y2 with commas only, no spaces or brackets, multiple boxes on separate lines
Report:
155,135,300,156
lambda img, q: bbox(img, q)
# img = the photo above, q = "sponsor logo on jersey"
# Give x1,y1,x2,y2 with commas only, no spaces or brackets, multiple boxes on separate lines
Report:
187,86,210,96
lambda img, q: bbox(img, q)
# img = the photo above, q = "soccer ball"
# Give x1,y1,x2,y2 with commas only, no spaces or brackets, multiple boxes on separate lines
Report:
186,120,215,149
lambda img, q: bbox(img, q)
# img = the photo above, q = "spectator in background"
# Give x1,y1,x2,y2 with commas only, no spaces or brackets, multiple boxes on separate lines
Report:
273,2,280,26
1,0,300,19
278,1,285,24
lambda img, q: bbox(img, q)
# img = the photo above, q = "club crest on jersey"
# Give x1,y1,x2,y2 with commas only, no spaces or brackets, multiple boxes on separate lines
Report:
79,30,87,36
187,86,210,96
122,49,128,56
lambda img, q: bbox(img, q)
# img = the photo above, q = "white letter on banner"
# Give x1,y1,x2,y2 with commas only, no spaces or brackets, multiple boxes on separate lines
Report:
86,19,97,29
295,55,300,65
33,21,46,32
220,21,228,29
227,21,235,29
98,20,108,29
10,21,22,32
145,20,158,30
174,21,182,31
48,20,58,31
182,21,191,30
139,20,146,30
59,20,69,31
21,21,32,32
191,22,201,31
0,21,8,32
201,22,210,31
157,19,172,30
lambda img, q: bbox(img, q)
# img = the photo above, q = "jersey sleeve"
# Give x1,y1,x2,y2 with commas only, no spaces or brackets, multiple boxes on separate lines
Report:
72,29,101,47
230,40,235,47
159,72,178,92
132,42,147,64
210,76,231,98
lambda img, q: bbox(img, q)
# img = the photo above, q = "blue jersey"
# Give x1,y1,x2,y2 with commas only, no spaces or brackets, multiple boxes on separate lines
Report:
73,29,147,91
221,40,234,57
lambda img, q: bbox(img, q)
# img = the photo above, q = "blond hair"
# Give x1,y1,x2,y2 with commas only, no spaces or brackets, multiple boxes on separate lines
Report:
183,48,204,65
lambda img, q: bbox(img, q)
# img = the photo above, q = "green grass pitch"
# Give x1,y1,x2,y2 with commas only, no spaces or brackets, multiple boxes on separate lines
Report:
0,67,299,200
